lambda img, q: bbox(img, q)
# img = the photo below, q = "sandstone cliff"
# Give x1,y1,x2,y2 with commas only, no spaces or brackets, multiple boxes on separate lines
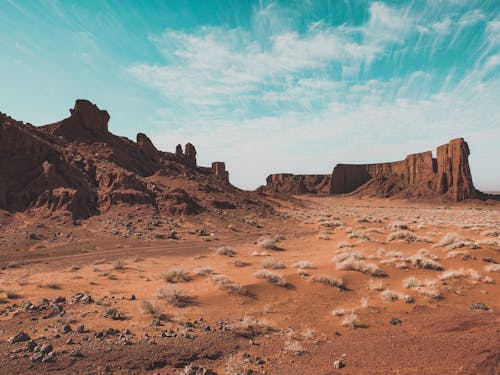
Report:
0,100,272,219
262,138,483,202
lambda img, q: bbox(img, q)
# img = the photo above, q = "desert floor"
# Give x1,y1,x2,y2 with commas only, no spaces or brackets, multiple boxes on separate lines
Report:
0,196,499,374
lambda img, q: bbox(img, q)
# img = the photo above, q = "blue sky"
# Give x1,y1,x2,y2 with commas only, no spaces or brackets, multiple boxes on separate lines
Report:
1,0,499,190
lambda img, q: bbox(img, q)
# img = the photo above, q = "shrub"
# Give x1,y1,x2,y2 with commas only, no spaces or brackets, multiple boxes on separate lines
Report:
216,246,236,256
254,270,287,287
410,254,443,270
341,312,359,328
262,258,286,269
212,275,248,295
389,222,409,230
402,276,421,289
229,316,271,337
141,300,162,316
435,232,462,247
114,260,126,270
257,236,278,250
193,266,213,275
484,264,500,273
312,275,345,290
162,268,191,283
293,261,315,269
157,285,193,307
387,230,418,243
368,278,384,291
336,259,385,277
381,289,398,302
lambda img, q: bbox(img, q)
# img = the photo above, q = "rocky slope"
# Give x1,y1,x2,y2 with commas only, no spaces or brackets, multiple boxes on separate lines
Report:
0,100,273,220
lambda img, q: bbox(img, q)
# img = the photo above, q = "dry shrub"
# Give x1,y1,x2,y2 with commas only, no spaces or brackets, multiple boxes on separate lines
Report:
229,316,271,337
254,270,287,287
162,268,191,283
293,261,315,269
262,258,286,269
387,230,418,243
312,275,346,290
212,275,248,296
336,258,385,277
257,236,278,250
216,246,236,256
193,266,213,275
157,285,193,307
341,312,360,328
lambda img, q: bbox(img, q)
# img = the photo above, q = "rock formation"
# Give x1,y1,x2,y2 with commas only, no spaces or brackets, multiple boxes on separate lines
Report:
0,100,259,220
263,138,483,202
330,138,478,201
264,174,331,195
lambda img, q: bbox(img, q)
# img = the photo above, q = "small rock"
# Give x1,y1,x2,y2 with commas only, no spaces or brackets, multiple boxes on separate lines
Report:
333,359,345,369
8,331,31,344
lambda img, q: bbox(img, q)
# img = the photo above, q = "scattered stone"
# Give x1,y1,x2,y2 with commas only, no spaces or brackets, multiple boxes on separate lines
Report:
333,359,345,369
8,331,31,344
470,302,490,311
390,318,403,325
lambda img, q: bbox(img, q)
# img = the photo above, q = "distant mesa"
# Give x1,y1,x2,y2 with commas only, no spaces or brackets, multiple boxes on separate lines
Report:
263,138,494,202
0,99,245,220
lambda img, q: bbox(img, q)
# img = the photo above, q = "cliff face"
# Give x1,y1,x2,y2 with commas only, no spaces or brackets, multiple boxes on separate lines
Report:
330,138,477,201
264,174,331,195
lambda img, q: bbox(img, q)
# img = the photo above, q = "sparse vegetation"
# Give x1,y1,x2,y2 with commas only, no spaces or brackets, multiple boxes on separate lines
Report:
341,312,360,328
257,236,278,250
262,258,286,269
114,260,126,270
336,258,385,277
293,261,315,269
387,230,418,243
254,270,287,287
193,266,213,275
216,246,236,256
157,285,193,307
162,268,191,283
312,275,345,290
212,275,248,295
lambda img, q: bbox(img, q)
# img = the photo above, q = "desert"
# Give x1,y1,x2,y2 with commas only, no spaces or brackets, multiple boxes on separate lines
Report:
2,1,500,374
1,100,499,374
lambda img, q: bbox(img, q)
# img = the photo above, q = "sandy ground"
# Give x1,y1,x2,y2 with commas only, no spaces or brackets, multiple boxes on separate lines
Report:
0,196,499,374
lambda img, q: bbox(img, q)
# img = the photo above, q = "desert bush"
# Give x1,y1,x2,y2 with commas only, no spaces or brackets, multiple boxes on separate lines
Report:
284,339,306,355
254,270,287,287
157,285,193,307
332,249,364,263
293,261,315,269
251,250,268,256
336,241,353,249
312,275,345,290
387,230,418,243
229,316,271,337
212,275,248,295
368,278,384,291
402,276,421,289
193,266,213,275
141,300,162,316
381,289,398,302
389,222,409,230
484,264,500,273
446,250,475,260
341,312,360,328
410,253,443,270
114,260,126,270
216,246,236,256
336,258,385,277
230,259,248,267
257,236,278,250
435,232,462,247
162,268,191,283
262,258,286,269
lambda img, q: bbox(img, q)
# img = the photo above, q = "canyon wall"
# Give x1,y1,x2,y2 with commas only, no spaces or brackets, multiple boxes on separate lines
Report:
264,174,331,195
330,138,477,201
263,138,479,201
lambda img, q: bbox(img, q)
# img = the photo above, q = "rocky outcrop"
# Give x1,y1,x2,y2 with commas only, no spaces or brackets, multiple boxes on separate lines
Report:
0,100,246,219
264,174,331,195
137,133,160,163
212,162,229,183
330,138,478,201
48,99,109,139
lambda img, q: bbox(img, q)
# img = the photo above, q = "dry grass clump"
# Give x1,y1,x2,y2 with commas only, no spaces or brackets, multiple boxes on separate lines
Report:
402,276,422,289
156,285,193,307
251,250,268,256
229,316,271,337
284,339,306,355
262,258,286,269
387,230,418,243
193,266,213,275
332,249,364,262
435,232,462,247
341,312,360,328
162,268,191,283
446,250,475,260
336,258,385,277
230,259,248,267
416,286,442,299
257,236,278,250
347,231,371,242
410,252,443,271
389,222,409,230
336,241,353,249
381,289,414,303
212,275,248,295
484,263,500,273
312,275,346,290
293,261,315,269
481,229,500,237
216,246,236,256
439,268,481,281
141,300,162,317
254,270,287,287
114,260,126,270
368,278,384,291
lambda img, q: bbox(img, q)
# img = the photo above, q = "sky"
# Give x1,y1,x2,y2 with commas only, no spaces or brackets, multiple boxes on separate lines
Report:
1,0,499,190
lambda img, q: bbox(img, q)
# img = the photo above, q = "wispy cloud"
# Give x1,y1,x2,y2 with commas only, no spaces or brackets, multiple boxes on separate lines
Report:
125,1,500,190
